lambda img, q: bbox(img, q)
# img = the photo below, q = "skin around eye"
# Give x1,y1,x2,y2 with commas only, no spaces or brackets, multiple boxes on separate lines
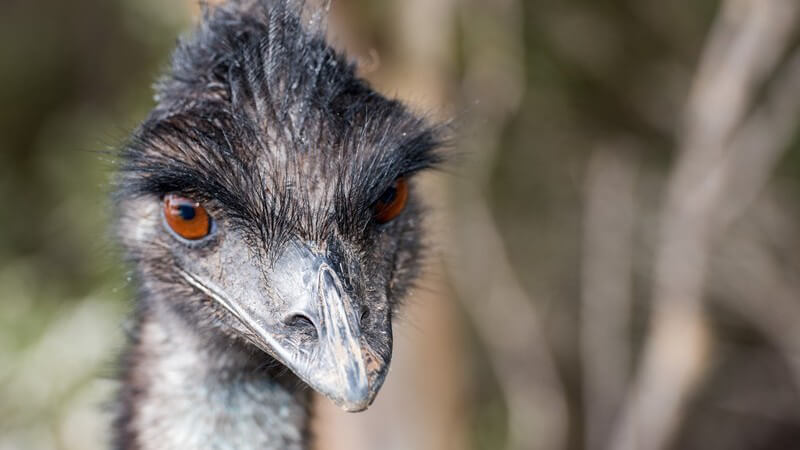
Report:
163,194,212,240
374,178,409,224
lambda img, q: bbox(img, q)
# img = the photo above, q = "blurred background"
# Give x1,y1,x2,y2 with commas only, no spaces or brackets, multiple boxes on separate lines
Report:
3,0,800,449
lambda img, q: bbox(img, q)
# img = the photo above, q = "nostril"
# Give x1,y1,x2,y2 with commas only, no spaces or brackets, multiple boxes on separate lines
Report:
359,308,370,326
284,313,318,340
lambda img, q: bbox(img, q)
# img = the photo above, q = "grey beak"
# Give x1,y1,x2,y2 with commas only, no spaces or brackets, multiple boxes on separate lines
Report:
176,240,387,411
266,242,377,411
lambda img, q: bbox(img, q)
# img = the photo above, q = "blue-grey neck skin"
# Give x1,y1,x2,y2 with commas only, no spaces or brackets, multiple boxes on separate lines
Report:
115,296,311,450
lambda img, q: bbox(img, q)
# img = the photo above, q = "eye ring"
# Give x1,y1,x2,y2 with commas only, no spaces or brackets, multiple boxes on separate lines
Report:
373,178,409,224
162,194,214,241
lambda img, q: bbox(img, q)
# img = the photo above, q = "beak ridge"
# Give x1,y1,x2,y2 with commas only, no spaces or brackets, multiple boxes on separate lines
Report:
312,264,371,411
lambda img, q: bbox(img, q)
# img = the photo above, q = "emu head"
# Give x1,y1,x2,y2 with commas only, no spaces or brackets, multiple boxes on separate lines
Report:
114,1,443,412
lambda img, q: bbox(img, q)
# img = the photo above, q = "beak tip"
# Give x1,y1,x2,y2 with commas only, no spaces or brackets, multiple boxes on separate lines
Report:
335,395,372,413
342,404,369,413
336,381,373,412
322,371,374,412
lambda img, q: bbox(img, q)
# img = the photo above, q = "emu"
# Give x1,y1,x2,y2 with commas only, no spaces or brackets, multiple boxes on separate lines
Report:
112,1,444,449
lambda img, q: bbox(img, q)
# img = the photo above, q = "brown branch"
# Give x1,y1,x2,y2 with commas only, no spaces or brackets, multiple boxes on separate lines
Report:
717,44,800,227
608,1,800,449
449,194,570,450
445,2,568,449
581,146,639,450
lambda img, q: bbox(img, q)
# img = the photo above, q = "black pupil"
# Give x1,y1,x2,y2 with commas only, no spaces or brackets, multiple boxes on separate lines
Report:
379,186,397,205
177,204,196,220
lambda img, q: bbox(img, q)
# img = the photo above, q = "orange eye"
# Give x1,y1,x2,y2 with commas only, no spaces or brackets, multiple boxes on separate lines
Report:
163,194,212,240
373,178,409,224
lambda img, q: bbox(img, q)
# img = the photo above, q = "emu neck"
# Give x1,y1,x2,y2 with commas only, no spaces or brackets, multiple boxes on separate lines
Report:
116,300,310,450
